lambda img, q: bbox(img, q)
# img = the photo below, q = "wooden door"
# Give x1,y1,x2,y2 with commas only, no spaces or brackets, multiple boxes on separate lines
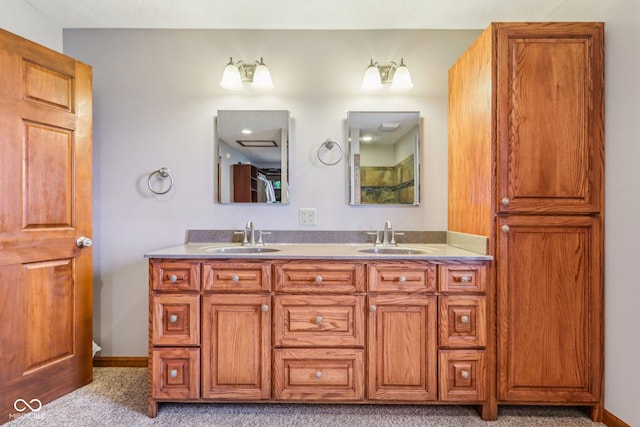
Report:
0,29,93,422
367,294,437,401
201,294,271,399
497,215,603,403
495,23,604,214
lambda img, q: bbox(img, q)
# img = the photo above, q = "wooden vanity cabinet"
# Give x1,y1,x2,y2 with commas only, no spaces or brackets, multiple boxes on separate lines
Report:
448,22,604,421
148,257,490,417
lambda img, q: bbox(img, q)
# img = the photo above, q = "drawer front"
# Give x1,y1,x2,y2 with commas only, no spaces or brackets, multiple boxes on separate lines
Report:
438,263,487,293
203,262,270,292
274,262,364,293
367,262,436,292
151,347,200,399
274,295,364,347
273,348,364,400
152,294,200,346
439,296,486,348
438,350,486,402
151,261,200,292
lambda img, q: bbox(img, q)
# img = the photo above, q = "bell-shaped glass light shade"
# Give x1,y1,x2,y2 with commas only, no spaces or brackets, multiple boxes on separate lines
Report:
361,60,383,91
220,58,243,91
251,58,274,90
390,59,413,91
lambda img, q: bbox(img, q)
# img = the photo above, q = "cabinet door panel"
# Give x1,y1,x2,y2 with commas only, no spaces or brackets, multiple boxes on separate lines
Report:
496,23,604,214
497,215,602,402
201,294,271,399
367,295,437,401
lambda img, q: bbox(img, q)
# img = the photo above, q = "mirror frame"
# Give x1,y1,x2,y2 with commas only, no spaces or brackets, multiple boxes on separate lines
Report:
347,111,420,206
216,110,289,204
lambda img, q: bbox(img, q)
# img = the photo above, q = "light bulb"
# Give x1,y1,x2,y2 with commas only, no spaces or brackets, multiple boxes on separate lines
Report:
390,59,413,91
251,58,274,90
361,59,383,91
219,58,243,91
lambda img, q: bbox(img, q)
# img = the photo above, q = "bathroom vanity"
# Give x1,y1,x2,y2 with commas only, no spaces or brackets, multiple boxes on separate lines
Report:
145,241,492,418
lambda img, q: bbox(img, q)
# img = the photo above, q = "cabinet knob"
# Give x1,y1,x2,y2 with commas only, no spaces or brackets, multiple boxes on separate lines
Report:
460,370,470,379
460,315,470,324
261,304,269,313
369,305,377,313
398,275,407,283
315,316,323,325
460,275,471,283
169,369,178,378
231,274,239,283
501,225,510,233
501,197,510,206
315,370,323,379
169,314,178,323
315,275,323,284
169,274,178,283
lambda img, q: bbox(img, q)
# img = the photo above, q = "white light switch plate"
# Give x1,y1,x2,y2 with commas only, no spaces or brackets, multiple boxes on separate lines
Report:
299,208,317,225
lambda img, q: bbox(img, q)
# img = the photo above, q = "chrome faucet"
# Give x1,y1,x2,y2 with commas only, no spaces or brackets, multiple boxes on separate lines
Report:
382,220,395,246
246,220,256,245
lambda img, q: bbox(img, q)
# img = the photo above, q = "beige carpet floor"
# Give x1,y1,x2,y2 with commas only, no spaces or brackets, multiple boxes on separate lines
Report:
8,368,605,426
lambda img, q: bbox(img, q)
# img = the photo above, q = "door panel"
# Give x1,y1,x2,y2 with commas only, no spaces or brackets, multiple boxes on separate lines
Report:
496,24,604,214
497,215,602,402
0,29,93,423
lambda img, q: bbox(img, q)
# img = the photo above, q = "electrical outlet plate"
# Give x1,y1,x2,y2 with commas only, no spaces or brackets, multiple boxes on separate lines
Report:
299,208,317,225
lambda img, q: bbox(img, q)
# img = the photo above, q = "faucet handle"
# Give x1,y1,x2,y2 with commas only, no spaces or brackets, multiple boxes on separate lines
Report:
367,231,381,245
234,230,249,245
257,231,271,245
391,231,404,245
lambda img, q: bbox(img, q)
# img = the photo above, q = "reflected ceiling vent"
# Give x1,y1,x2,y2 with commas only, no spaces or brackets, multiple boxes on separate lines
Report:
379,123,400,131
236,140,278,147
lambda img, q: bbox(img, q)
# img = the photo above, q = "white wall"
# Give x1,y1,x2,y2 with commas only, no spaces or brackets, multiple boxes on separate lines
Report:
62,28,479,358
0,0,62,51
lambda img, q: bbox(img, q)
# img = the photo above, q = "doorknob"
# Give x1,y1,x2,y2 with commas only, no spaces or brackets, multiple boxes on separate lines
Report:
76,236,93,248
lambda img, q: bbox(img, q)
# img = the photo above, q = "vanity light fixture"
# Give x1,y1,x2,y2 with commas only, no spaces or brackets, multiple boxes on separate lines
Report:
360,58,413,92
220,57,274,91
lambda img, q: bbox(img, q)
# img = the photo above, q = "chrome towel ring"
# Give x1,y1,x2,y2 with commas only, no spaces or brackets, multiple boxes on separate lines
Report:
148,167,173,195
317,139,343,166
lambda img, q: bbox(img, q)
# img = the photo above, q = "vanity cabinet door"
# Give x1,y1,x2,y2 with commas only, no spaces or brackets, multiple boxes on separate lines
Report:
439,350,486,402
439,296,486,348
201,294,271,399
367,294,437,401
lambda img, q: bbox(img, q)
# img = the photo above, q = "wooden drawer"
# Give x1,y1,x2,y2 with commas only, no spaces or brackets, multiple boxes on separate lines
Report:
151,260,200,292
203,262,271,292
439,295,486,348
274,295,364,347
438,350,485,402
367,262,436,293
152,294,200,346
151,347,200,399
438,263,487,293
273,348,364,400
274,261,364,293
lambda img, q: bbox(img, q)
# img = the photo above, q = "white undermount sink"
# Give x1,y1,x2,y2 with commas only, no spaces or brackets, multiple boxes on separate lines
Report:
357,247,431,255
204,246,281,254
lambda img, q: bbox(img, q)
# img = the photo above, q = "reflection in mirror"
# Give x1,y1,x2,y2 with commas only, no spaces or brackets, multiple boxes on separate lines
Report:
348,111,420,205
216,110,289,204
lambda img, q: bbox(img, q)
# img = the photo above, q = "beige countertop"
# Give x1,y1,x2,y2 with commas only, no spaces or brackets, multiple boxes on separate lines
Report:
144,242,492,261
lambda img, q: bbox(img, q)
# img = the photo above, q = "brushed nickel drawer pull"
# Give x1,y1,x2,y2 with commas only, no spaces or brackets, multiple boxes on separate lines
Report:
501,225,510,233
460,370,470,379
315,275,323,284
398,275,407,283
169,314,178,323
169,369,178,378
315,316,323,325
501,197,510,206
231,274,239,283
261,304,269,313
460,275,471,283
460,315,470,324
169,274,178,283
315,370,322,379
369,305,377,313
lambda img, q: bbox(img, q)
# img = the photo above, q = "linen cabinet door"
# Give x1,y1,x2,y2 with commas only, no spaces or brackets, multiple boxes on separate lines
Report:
495,23,604,214
201,294,271,399
367,295,437,401
497,215,603,403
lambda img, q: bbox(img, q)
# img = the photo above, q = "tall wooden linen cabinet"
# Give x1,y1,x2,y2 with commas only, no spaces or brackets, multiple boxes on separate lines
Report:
448,23,604,421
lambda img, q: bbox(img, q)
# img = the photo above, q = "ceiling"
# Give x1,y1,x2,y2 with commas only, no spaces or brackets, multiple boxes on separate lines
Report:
23,0,561,30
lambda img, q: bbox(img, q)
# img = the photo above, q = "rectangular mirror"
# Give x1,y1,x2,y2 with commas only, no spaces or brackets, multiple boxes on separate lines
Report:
216,110,289,204
348,111,420,205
